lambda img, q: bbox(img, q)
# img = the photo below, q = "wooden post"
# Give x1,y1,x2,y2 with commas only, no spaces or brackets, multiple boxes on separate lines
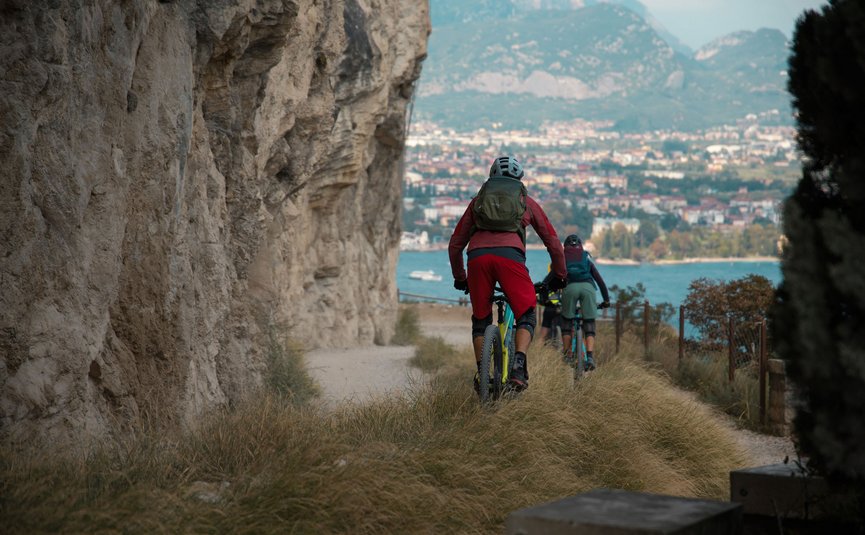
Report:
643,300,650,355
615,301,621,354
759,319,768,425
728,317,735,382
678,305,685,363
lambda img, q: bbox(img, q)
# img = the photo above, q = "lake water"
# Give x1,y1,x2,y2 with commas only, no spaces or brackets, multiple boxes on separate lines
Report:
398,250,782,308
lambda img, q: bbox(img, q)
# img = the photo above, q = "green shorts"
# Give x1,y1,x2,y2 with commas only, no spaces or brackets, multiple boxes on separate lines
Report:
562,282,598,320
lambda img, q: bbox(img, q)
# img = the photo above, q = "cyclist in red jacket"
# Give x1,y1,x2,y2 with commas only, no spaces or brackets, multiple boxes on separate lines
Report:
449,156,568,391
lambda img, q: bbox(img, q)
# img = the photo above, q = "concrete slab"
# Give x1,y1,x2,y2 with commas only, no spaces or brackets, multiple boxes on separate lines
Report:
506,488,743,535
730,463,829,519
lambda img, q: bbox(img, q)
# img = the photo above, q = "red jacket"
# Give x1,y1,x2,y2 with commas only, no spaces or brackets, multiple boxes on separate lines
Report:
448,196,567,281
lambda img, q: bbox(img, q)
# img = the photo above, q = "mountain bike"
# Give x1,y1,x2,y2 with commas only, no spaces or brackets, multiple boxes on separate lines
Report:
565,303,608,380
534,282,563,351
478,286,516,404
565,303,588,380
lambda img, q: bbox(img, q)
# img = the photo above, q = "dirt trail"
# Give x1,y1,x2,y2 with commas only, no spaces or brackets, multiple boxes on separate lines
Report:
306,303,796,467
305,304,470,406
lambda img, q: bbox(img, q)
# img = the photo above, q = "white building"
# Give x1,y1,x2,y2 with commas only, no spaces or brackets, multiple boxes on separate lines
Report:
591,217,641,237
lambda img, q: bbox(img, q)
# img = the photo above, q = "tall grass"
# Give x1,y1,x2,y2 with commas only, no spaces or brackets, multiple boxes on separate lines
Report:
634,323,766,432
2,341,748,534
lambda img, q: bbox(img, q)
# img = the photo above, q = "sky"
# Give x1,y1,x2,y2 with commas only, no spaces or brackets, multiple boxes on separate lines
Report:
639,0,828,50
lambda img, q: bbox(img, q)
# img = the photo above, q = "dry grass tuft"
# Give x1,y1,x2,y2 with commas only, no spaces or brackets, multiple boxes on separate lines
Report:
265,331,319,404
408,335,455,372
636,324,764,431
391,306,421,346
2,334,749,533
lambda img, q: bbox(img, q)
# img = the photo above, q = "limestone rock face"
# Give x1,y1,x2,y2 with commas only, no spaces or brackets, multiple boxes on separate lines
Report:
0,0,429,445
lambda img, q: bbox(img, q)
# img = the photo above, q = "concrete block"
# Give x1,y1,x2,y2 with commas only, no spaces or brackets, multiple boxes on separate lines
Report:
730,463,829,519
506,488,743,534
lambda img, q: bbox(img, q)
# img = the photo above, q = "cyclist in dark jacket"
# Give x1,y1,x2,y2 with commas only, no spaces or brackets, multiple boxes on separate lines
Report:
449,156,567,390
559,234,610,371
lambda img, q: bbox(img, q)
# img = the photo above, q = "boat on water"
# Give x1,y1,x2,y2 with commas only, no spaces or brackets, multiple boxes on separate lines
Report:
408,270,443,282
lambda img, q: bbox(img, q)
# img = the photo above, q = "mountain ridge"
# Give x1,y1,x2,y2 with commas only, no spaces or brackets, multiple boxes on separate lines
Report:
421,1,791,131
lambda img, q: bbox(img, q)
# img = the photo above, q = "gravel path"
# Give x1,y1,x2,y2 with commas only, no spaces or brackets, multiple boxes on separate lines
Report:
306,346,421,406
729,426,797,467
307,303,796,467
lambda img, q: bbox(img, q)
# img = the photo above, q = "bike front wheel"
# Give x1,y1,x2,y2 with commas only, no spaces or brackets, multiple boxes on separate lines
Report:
479,324,501,404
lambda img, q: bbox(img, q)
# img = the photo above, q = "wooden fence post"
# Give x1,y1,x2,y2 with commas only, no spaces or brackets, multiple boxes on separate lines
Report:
643,300,650,355
678,305,685,363
615,302,621,354
759,319,768,425
728,317,735,382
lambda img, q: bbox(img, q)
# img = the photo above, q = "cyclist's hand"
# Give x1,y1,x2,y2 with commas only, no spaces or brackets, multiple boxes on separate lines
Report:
533,281,547,295
454,279,469,294
549,277,568,291
600,301,611,309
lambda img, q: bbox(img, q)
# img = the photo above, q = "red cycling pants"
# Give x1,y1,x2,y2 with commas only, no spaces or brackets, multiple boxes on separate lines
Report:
467,254,536,320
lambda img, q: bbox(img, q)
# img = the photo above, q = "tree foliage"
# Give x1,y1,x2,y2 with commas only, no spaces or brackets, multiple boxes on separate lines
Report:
772,0,865,484
542,200,594,240
595,224,781,261
609,283,674,330
684,275,775,348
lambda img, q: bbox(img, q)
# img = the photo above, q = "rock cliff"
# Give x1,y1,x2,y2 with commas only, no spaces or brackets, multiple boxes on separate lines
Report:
0,0,429,445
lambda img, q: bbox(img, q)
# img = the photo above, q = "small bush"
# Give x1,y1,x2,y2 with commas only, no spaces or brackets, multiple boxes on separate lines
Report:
609,283,675,337
266,331,319,404
408,335,455,372
684,275,775,347
391,306,421,346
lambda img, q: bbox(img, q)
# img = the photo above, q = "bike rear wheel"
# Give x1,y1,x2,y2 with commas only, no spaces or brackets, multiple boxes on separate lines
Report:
480,324,501,404
573,321,584,381
550,314,563,351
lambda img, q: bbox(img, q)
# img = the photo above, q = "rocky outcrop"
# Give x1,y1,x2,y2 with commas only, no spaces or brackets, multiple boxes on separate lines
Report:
0,0,429,446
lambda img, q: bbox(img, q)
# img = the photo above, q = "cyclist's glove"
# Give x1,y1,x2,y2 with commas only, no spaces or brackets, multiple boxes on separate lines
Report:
549,277,568,291
533,281,547,295
600,301,611,309
454,279,469,294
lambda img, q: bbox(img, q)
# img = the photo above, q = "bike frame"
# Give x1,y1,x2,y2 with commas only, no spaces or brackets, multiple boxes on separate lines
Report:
569,306,587,377
495,296,516,389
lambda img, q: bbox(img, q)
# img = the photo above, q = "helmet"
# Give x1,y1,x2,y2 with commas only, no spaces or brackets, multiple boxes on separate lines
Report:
489,156,524,179
564,234,582,246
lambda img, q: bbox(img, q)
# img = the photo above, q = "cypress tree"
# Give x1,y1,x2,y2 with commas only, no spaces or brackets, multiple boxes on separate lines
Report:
773,0,865,484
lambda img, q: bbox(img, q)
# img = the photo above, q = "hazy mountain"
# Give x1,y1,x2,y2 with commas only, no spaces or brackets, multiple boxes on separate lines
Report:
419,1,791,131
430,0,516,27
432,0,691,54
422,4,682,101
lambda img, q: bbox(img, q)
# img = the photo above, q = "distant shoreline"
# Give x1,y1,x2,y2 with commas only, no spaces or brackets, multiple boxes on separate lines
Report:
400,247,780,265
595,256,780,266
649,256,779,265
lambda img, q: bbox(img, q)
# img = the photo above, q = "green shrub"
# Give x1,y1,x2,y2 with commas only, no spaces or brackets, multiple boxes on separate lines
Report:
391,306,421,346
684,275,775,348
774,0,865,486
266,331,319,404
